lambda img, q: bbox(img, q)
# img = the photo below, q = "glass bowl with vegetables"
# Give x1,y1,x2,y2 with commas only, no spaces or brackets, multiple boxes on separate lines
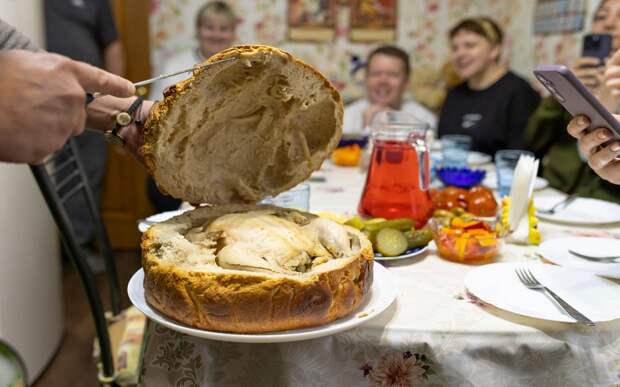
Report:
429,214,504,264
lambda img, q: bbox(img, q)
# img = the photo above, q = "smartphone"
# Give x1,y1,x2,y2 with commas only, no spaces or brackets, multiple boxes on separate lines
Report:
582,34,612,64
533,64,620,138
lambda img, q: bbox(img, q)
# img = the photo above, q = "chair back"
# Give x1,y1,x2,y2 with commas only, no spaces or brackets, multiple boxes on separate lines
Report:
29,138,120,384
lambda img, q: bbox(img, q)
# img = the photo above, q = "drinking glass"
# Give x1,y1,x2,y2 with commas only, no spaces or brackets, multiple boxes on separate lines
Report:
494,149,534,197
441,135,471,168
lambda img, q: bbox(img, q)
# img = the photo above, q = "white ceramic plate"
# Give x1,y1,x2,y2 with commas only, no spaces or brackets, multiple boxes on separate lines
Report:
535,197,620,225
465,261,620,323
429,150,492,166
374,245,429,261
128,262,398,343
468,151,492,166
538,237,620,279
482,172,549,191
138,209,191,233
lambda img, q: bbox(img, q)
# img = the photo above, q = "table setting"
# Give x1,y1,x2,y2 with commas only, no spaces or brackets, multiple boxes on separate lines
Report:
132,112,620,387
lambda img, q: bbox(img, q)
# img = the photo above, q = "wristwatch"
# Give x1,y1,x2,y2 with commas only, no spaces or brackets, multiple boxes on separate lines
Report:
104,96,144,146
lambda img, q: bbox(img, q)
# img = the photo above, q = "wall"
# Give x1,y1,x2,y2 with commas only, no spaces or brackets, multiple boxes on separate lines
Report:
0,0,64,383
150,0,600,105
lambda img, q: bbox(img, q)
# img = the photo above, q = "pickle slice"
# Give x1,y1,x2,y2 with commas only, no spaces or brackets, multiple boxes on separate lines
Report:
404,228,433,248
363,218,413,232
375,228,408,256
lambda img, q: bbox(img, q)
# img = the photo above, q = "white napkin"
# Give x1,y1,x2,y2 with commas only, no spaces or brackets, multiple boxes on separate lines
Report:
507,155,539,244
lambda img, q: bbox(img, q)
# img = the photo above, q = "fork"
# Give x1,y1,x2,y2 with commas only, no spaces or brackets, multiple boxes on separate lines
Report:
537,193,578,215
515,267,595,326
568,249,620,263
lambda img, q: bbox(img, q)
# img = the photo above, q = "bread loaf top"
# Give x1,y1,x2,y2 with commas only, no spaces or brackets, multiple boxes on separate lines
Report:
141,45,343,205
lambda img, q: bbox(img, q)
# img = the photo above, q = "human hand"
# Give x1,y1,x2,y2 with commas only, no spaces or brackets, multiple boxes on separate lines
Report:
572,57,604,91
567,115,620,184
0,50,134,163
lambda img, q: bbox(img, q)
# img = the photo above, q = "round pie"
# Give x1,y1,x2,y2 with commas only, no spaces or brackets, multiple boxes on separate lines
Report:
141,45,343,205
142,204,374,333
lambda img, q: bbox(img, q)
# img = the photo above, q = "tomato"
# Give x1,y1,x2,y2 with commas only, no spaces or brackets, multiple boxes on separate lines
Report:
466,190,497,217
429,188,444,209
443,186,468,202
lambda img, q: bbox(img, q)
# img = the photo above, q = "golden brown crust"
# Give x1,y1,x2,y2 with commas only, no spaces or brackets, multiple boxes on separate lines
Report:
140,45,344,204
140,205,374,333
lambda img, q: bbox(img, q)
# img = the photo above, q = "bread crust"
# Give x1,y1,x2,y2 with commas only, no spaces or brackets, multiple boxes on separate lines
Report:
140,45,343,205
141,204,374,333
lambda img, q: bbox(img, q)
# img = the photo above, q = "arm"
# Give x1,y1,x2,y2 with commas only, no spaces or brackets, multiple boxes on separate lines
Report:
0,19,40,51
0,50,135,163
103,40,125,76
522,97,568,157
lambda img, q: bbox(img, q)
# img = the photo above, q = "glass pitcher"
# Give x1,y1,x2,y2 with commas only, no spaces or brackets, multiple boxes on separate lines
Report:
358,111,433,228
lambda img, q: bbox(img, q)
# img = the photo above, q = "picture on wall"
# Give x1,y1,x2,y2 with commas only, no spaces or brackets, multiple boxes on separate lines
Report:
349,0,397,42
288,0,337,42
534,0,585,35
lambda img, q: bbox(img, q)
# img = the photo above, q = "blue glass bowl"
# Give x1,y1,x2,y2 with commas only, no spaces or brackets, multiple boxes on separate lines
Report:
338,135,369,148
437,167,486,189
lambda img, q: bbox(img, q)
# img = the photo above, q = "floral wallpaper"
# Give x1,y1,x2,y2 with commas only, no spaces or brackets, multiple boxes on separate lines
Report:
149,0,600,106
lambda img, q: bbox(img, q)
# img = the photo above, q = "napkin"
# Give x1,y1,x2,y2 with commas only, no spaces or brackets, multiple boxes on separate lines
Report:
502,155,541,245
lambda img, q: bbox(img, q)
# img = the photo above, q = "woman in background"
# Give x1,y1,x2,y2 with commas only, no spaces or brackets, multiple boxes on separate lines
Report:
438,17,540,156
524,0,620,203
149,1,237,99
148,1,237,212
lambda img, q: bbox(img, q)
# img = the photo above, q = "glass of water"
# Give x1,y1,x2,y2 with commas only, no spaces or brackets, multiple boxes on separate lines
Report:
260,183,310,211
494,149,534,197
441,135,471,168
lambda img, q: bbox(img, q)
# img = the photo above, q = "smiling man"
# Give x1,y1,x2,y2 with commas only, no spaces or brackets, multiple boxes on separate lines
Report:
343,46,436,135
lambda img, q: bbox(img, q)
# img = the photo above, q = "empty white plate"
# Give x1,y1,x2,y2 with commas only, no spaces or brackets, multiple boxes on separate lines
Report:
535,197,620,225
538,237,620,278
465,261,620,323
483,172,548,191
468,151,492,166
137,208,191,232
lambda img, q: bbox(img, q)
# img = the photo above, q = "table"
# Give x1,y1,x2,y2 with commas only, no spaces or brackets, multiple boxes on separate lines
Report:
137,162,620,387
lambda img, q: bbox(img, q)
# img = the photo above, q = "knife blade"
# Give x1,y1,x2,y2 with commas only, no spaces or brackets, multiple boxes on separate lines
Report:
86,56,238,104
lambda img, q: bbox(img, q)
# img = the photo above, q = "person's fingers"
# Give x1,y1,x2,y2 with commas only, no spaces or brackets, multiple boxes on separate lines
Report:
607,47,620,66
567,115,590,138
70,59,135,97
595,159,620,184
588,141,620,172
573,57,601,68
580,128,614,156
575,67,602,78
70,102,87,136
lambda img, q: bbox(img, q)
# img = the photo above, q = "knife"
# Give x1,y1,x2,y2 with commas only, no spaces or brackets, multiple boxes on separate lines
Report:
85,56,238,104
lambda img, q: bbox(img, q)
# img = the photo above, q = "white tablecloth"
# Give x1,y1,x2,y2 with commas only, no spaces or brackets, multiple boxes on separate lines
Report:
138,162,620,387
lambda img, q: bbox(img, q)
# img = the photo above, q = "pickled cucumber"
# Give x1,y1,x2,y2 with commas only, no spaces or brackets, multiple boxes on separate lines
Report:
375,228,408,256
345,215,364,230
404,228,433,248
363,218,413,232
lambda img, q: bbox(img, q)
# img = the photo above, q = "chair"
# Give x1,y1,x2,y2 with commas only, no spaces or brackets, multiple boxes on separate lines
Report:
30,138,143,386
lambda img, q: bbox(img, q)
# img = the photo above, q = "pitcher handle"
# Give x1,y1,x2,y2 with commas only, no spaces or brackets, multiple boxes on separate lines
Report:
410,135,430,190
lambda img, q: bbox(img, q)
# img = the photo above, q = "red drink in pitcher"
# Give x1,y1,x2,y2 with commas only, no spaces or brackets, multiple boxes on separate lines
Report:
358,112,433,228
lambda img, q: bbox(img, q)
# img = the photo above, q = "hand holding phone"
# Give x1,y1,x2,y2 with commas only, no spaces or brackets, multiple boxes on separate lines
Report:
533,64,620,139
582,34,612,64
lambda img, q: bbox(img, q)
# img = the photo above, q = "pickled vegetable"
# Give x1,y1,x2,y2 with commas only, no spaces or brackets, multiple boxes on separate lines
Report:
363,218,413,232
345,215,364,230
375,228,408,256
404,228,433,248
